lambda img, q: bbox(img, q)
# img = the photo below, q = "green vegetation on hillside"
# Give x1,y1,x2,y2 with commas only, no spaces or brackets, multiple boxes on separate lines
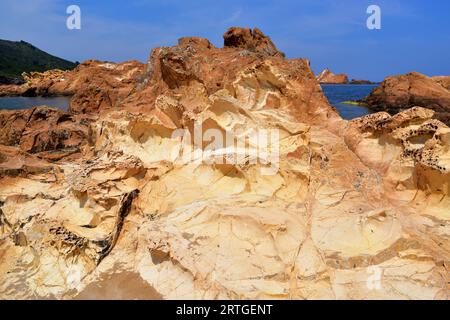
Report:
0,39,77,81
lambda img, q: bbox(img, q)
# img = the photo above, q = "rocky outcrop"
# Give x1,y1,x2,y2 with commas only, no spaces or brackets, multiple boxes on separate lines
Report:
432,76,450,90
223,27,285,57
66,60,144,114
0,106,92,161
0,60,145,113
349,79,375,85
317,68,349,84
0,29,448,300
0,84,26,96
120,28,335,127
363,72,450,125
0,145,56,177
316,69,374,84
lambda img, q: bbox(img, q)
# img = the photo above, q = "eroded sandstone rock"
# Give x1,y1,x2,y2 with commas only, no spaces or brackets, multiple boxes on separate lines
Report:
223,27,285,58
0,145,55,177
0,60,145,113
363,72,450,125
0,106,92,161
0,29,448,300
433,76,450,90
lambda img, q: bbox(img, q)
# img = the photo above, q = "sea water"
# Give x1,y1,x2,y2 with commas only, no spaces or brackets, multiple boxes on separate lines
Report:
0,96,71,111
321,84,377,120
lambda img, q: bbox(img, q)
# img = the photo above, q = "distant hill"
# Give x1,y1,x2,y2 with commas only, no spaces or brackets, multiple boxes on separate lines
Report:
0,39,77,84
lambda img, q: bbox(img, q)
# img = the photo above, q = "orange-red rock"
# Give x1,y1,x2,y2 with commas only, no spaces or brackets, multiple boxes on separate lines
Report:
0,60,145,113
363,72,450,124
432,76,450,90
121,28,337,127
317,68,349,84
0,106,92,161
0,145,55,177
223,27,285,57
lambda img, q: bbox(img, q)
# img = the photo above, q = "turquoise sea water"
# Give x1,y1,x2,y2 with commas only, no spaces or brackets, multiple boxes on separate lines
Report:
321,84,377,120
0,96,71,111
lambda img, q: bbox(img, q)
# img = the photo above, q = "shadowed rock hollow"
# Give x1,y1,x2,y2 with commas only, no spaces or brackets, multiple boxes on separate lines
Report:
0,28,448,300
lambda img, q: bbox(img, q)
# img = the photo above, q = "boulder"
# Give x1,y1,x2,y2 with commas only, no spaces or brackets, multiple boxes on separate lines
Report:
363,72,450,125
0,60,145,113
223,27,285,57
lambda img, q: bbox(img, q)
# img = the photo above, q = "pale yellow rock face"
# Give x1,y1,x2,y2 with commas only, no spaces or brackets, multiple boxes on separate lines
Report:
0,34,449,300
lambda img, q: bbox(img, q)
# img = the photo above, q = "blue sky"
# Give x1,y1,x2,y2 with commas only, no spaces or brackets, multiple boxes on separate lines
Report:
0,0,449,81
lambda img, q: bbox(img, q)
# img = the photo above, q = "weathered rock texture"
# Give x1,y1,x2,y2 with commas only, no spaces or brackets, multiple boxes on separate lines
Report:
433,76,450,91
223,27,285,58
0,60,144,114
0,107,92,161
0,28,449,300
363,72,450,125
317,68,349,84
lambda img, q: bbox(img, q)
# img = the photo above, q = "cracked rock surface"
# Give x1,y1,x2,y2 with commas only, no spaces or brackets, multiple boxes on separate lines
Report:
0,28,448,300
